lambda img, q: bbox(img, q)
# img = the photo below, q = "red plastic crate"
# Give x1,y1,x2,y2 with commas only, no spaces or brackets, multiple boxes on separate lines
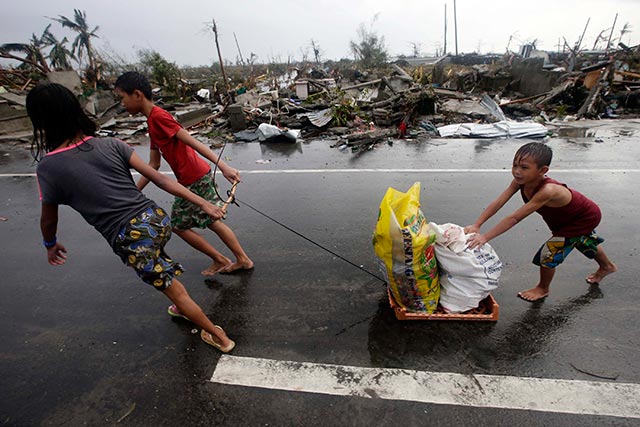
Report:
387,288,499,321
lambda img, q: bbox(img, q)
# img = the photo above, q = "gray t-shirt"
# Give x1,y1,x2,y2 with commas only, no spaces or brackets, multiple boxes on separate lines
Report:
36,137,155,247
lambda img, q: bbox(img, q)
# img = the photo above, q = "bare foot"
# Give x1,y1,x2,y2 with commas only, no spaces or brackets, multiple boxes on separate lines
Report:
201,258,232,276
586,264,617,285
518,286,549,302
220,260,254,274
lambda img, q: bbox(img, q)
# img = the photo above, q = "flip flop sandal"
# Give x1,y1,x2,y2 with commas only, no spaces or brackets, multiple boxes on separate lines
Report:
167,304,190,320
201,327,235,353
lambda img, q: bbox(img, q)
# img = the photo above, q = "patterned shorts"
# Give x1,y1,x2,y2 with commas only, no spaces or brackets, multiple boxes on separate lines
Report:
171,171,225,230
113,206,184,291
533,231,604,268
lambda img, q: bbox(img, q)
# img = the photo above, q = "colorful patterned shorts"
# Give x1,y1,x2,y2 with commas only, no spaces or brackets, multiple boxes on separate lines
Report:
113,205,184,291
533,231,604,268
171,170,225,230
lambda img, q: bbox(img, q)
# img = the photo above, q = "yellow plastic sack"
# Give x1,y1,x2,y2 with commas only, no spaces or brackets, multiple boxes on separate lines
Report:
372,182,440,313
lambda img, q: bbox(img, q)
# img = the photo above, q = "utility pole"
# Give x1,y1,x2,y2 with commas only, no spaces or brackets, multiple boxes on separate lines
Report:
211,18,231,103
606,13,618,52
443,3,447,56
233,32,245,67
453,0,458,55
576,17,590,51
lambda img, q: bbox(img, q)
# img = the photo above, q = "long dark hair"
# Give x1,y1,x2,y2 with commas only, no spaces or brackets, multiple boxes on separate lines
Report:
26,83,97,161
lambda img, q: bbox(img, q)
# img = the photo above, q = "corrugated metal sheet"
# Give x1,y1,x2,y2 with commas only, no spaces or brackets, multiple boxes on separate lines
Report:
298,108,333,127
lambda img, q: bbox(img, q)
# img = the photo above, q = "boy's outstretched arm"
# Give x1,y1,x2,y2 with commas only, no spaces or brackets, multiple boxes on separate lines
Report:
467,184,555,248
464,180,520,234
136,149,162,191
40,202,67,265
175,128,241,184
129,152,225,220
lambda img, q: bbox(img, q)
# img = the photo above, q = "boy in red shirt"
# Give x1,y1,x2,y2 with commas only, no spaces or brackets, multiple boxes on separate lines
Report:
115,72,253,283
466,142,616,302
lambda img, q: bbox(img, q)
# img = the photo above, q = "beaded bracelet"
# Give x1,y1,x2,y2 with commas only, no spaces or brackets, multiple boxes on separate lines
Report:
43,237,57,248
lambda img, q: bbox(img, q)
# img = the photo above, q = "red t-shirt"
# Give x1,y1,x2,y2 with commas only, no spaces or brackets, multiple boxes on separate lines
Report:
147,106,210,186
521,177,601,237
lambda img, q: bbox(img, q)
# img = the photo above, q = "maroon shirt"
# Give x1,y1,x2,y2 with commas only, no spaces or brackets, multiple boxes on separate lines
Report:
521,177,601,237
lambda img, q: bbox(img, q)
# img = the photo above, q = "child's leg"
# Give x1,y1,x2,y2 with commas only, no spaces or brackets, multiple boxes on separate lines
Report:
163,278,233,348
521,236,568,302
208,220,253,273
586,246,617,284
173,228,232,275
518,266,555,302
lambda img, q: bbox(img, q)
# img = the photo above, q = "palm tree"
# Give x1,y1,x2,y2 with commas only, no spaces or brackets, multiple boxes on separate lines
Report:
0,32,51,74
41,24,74,71
51,9,100,86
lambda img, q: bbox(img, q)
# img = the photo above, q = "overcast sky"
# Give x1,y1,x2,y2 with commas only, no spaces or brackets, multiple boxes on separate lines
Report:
3,0,639,67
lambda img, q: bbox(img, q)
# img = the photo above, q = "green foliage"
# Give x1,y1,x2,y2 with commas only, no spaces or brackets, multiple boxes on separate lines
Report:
0,31,51,74
556,104,567,118
0,42,42,72
51,10,99,67
302,91,329,105
0,20,61,74
332,100,358,126
138,49,181,94
205,129,224,138
51,9,100,87
41,24,74,70
349,17,388,69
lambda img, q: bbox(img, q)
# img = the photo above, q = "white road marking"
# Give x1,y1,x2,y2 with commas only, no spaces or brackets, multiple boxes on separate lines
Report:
211,355,640,419
242,168,640,174
2,169,640,178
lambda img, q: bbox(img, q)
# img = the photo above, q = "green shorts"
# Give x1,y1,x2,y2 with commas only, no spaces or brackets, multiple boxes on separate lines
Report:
171,170,225,230
533,231,604,268
113,205,184,291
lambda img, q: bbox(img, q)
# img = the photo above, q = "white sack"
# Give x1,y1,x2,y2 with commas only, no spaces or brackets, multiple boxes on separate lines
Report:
196,88,210,100
257,123,300,142
257,123,283,140
429,222,502,313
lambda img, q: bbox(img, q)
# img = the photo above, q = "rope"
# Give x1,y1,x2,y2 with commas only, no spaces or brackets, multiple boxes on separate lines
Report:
209,138,386,284
210,137,238,207
235,197,386,283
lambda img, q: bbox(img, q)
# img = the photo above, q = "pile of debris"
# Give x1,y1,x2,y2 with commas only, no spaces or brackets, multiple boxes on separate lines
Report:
2,44,640,151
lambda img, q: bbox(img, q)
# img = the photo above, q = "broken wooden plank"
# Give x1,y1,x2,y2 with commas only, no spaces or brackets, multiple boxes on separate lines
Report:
577,65,612,118
615,70,640,80
391,63,413,82
432,88,470,99
501,93,547,105
380,76,397,95
535,79,576,107
345,128,396,145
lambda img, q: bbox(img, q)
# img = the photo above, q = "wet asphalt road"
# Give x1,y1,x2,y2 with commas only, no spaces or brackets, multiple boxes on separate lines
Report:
1,119,640,426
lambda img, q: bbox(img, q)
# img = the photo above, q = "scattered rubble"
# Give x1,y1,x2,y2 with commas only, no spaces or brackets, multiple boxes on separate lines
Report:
2,44,640,151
